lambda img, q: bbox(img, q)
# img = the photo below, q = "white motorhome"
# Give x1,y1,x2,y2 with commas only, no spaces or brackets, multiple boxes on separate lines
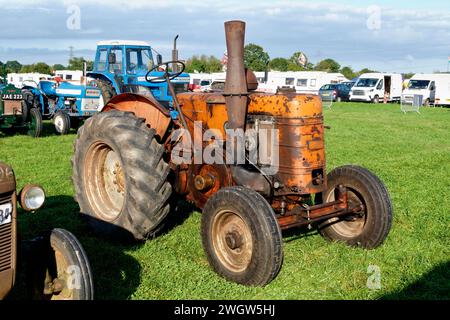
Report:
189,72,225,91
7,73,52,88
350,73,403,103
255,71,348,94
402,73,450,106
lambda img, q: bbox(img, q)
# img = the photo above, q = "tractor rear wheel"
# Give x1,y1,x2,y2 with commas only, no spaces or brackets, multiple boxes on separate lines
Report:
93,79,116,104
201,186,283,286
72,110,172,240
27,228,94,300
27,108,43,138
54,111,71,135
319,165,393,249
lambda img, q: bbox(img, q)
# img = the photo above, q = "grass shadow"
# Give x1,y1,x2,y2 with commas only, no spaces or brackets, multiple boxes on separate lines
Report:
8,195,142,300
379,261,450,300
282,225,321,243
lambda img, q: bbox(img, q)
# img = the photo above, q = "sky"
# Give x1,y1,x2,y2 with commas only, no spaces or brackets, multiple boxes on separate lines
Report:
0,0,449,73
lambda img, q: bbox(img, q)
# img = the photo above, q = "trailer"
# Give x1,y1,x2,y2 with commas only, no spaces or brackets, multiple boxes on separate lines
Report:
350,73,403,103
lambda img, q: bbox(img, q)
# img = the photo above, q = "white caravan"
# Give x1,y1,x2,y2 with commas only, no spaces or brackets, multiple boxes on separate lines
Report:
54,70,83,83
7,73,52,88
350,73,403,103
402,73,450,106
256,71,348,94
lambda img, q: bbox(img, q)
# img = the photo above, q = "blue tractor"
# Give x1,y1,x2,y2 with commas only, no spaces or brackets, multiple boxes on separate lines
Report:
22,79,103,134
87,39,190,118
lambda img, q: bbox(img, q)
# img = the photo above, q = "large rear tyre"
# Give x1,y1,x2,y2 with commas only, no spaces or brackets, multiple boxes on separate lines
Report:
201,186,283,286
319,165,393,249
27,228,94,300
27,108,43,138
93,79,116,104
72,110,172,240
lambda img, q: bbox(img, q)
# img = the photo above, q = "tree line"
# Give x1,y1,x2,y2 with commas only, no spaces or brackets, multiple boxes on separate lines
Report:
185,43,389,80
0,57,94,76
2,44,416,80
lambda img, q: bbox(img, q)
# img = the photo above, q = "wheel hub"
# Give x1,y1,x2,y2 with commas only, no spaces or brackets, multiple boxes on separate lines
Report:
225,230,243,250
211,210,253,272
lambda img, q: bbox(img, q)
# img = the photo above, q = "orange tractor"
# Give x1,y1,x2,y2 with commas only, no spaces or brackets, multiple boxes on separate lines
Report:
72,21,392,286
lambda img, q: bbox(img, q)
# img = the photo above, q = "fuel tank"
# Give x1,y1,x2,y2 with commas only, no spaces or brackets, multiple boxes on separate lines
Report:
177,91,326,196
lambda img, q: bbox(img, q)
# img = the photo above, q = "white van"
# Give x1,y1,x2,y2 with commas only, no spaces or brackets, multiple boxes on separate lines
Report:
350,73,403,103
402,73,450,106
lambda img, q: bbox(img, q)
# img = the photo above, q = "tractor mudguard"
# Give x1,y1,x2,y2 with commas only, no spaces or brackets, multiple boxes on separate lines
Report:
101,93,172,139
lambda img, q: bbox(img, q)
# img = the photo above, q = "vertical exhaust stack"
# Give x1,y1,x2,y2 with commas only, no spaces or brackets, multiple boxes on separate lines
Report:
224,20,248,131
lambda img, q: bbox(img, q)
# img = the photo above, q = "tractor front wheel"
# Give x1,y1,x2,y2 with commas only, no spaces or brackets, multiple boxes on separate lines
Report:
27,108,43,138
54,111,71,135
201,186,283,286
319,165,393,249
72,110,172,240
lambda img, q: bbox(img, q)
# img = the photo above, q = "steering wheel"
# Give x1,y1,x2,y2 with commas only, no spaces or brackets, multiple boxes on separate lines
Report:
145,60,186,83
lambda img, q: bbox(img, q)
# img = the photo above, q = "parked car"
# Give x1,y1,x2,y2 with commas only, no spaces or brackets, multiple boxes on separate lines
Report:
341,81,356,89
319,83,351,102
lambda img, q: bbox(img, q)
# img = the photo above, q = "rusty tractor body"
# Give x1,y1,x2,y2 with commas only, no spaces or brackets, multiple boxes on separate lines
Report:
0,161,94,299
72,20,393,286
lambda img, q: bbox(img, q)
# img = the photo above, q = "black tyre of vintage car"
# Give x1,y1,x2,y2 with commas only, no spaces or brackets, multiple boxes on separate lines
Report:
319,165,393,249
27,228,94,300
201,186,284,286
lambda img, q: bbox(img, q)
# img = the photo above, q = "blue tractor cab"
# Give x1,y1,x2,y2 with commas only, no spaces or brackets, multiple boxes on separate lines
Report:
87,40,190,117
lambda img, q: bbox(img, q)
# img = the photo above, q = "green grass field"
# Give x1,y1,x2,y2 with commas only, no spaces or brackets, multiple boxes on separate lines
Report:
2,102,449,300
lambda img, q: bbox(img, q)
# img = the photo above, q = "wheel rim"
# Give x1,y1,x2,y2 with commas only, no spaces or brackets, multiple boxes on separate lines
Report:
54,115,64,132
325,187,367,237
211,210,253,273
84,141,125,221
48,246,73,300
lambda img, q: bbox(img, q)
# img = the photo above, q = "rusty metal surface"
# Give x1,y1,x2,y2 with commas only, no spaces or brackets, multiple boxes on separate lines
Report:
223,20,248,131
177,91,326,196
186,164,233,208
103,93,171,139
277,185,364,230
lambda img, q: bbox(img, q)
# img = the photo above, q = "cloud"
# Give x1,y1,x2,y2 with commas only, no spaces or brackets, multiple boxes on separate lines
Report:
0,0,449,73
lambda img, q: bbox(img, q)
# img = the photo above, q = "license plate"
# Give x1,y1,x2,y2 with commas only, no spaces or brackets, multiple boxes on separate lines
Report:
82,98,101,111
2,94,23,100
322,93,330,96
0,203,12,226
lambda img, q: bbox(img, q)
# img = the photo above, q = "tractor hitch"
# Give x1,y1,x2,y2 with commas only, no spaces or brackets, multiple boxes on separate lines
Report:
277,185,365,230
